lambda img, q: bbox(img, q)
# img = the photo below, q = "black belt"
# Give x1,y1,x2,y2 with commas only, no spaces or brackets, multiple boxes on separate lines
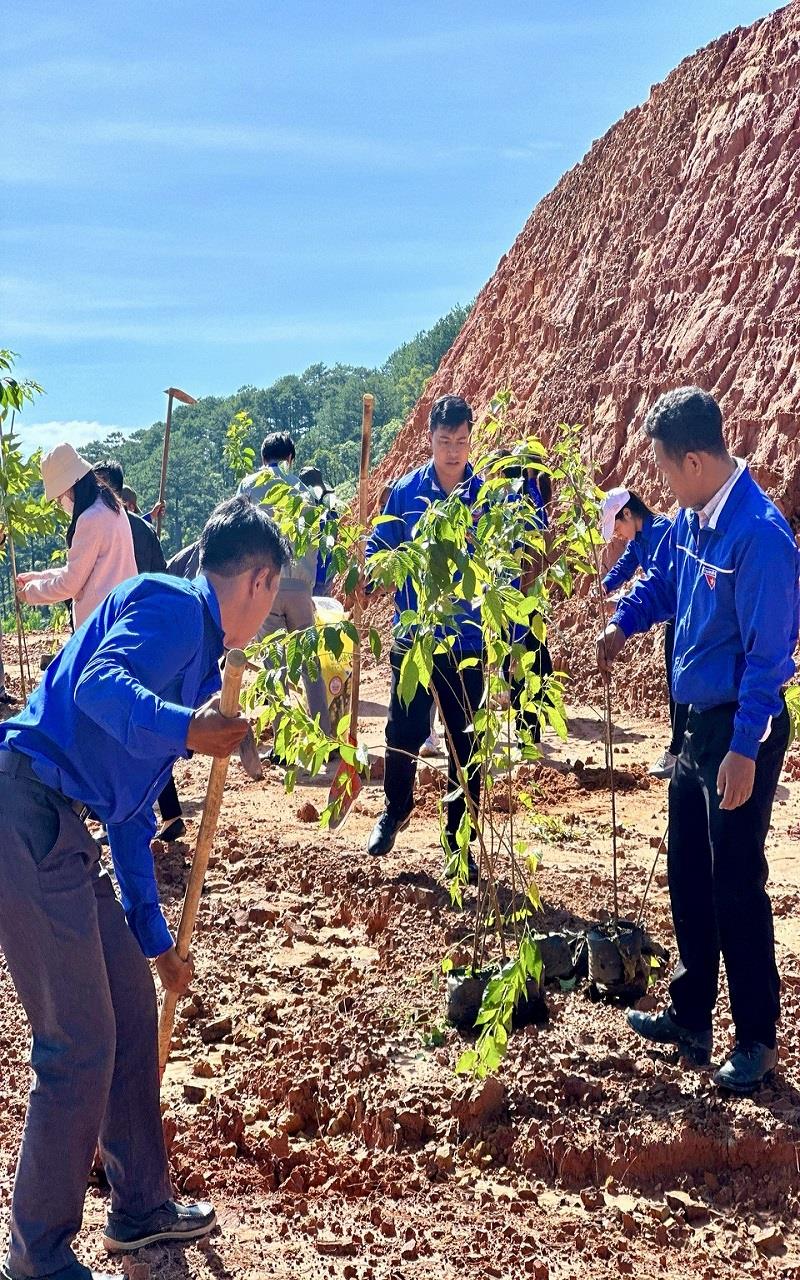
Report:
0,750,92,822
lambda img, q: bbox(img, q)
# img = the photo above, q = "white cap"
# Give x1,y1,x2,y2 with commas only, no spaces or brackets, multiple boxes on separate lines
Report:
600,486,631,542
40,442,91,502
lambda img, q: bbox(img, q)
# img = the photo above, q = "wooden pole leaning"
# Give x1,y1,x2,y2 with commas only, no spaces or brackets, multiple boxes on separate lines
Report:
158,648,247,1076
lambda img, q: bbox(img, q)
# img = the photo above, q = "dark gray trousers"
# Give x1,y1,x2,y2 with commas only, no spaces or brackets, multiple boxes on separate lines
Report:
0,757,171,1278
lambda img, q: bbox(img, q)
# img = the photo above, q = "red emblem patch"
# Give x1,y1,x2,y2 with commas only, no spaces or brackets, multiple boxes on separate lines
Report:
704,569,717,589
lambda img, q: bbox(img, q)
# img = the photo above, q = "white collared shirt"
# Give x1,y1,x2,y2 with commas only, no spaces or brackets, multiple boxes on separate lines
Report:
696,457,746,529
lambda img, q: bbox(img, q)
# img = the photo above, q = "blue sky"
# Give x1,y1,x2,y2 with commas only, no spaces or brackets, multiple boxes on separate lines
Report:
2,0,774,451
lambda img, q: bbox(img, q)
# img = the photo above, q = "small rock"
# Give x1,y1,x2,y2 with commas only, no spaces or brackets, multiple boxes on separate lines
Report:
753,1225,783,1256
579,1186,603,1211
665,1189,708,1222
200,1015,233,1044
193,1059,215,1078
280,1110,305,1135
296,802,319,823
316,1234,356,1257
122,1261,151,1280
247,904,278,926
227,846,245,864
182,1083,206,1104
182,1170,206,1194
434,1143,454,1173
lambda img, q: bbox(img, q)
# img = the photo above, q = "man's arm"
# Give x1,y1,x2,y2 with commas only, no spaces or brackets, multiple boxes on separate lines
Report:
107,808,173,956
73,590,202,757
597,524,678,673
601,540,640,595
731,524,799,759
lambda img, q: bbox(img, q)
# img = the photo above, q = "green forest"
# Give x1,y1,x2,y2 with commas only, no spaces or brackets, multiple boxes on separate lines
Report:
1,302,470,616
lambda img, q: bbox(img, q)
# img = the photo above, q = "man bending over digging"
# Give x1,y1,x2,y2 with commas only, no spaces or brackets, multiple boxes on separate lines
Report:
0,496,287,1280
597,387,800,1093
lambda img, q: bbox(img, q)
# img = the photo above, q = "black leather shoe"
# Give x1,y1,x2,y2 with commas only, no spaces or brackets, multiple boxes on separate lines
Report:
103,1198,216,1253
627,1006,712,1065
156,817,186,843
367,810,411,857
713,1042,777,1093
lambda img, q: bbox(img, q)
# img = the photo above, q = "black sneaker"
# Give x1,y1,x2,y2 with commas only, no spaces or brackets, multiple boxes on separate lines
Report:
103,1198,216,1253
367,810,411,857
713,1041,777,1093
156,817,187,843
627,1006,712,1065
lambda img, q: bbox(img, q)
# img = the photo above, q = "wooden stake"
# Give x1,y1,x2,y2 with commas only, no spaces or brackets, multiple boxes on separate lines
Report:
158,648,247,1075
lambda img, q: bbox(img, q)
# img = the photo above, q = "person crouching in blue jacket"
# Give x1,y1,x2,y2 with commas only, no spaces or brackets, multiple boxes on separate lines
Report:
597,386,800,1093
599,488,687,778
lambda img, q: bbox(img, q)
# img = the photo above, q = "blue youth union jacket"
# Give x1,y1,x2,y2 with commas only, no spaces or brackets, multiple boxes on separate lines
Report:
611,468,800,760
365,460,483,651
602,513,672,593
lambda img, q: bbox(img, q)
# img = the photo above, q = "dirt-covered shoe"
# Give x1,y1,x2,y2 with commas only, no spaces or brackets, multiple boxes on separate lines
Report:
103,1198,216,1253
713,1042,777,1093
627,1007,712,1065
156,817,186,843
649,749,677,779
367,810,411,857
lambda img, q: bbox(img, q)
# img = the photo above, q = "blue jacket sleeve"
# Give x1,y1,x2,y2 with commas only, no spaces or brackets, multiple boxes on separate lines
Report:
730,524,800,759
73,592,199,757
107,808,173,957
602,540,641,594
611,523,678,636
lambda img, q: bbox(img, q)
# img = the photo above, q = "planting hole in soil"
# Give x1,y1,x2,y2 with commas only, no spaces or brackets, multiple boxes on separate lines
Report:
446,965,548,1031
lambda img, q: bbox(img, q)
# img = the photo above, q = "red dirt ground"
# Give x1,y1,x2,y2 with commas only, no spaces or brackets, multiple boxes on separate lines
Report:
2,638,800,1278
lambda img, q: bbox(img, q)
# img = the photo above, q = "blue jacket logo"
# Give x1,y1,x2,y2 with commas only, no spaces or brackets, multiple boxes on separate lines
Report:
704,567,717,590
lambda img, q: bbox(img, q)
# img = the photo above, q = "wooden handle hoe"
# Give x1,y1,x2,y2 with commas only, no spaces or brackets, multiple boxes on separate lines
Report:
158,648,247,1076
326,393,373,830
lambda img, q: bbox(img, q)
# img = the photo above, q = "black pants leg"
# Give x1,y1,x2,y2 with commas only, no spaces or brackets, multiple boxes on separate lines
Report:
664,620,689,755
384,646,434,822
431,652,484,839
510,627,553,741
157,774,182,823
383,646,484,837
668,701,787,1046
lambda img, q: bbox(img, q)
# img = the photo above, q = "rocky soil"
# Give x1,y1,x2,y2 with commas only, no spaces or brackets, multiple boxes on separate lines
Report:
3,642,800,1278
373,1,800,526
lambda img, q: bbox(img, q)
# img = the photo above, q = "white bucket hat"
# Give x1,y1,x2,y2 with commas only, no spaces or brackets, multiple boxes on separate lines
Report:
41,442,91,502
600,486,631,542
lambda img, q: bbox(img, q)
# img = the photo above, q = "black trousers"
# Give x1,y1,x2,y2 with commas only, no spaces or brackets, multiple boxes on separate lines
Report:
509,627,553,742
157,774,182,822
385,645,484,839
667,700,788,1047
664,620,690,756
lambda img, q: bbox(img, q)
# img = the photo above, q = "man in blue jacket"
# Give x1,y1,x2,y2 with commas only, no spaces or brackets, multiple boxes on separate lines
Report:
597,387,800,1092
365,395,483,871
0,497,287,1280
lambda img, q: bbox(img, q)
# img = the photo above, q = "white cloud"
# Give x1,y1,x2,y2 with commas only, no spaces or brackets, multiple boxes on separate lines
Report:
18,421,138,452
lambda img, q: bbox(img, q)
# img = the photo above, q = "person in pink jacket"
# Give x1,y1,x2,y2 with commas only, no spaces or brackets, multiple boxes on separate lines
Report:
17,443,137,629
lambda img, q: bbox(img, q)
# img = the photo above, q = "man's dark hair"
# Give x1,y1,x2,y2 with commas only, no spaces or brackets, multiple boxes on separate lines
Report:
643,387,726,460
199,495,290,578
93,459,124,496
261,432,296,465
429,394,474,433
